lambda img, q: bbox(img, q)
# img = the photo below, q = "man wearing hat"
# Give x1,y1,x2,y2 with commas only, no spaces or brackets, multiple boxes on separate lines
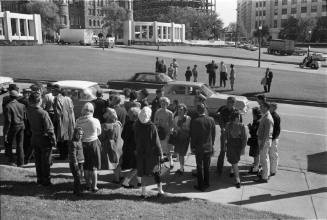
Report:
3,89,26,166
91,89,107,124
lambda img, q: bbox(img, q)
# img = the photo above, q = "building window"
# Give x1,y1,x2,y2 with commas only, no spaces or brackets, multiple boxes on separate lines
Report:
89,9,92,15
259,2,262,7
93,20,96,26
282,9,287,14
291,8,297,14
282,0,287,5
311,6,317,13
274,20,277,28
301,7,307,13
301,0,307,3
291,0,297,4
275,0,278,6
263,10,266,16
97,20,100,26
263,1,266,7
256,11,258,16
256,2,258,7
259,11,262,16
312,0,317,2
323,5,327,11
281,19,288,27
89,20,92,26
255,21,258,28
274,9,278,15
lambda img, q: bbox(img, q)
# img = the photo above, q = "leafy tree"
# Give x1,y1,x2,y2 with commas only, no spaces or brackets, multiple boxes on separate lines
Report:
278,16,298,40
311,17,327,42
252,25,270,43
102,3,127,38
297,17,316,42
24,1,59,41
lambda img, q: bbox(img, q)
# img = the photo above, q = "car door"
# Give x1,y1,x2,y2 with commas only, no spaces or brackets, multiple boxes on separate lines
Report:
184,85,203,113
134,73,163,90
165,85,187,106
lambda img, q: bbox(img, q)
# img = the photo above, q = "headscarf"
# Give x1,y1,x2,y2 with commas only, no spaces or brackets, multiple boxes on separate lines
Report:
81,102,94,116
138,106,152,124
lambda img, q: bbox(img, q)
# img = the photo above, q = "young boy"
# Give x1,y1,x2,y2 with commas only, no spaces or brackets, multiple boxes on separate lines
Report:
185,66,192,82
68,127,84,195
192,65,198,82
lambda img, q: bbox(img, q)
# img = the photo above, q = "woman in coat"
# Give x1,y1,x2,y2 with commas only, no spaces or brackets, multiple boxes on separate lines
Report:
75,102,101,192
99,107,124,184
248,107,262,174
135,107,164,197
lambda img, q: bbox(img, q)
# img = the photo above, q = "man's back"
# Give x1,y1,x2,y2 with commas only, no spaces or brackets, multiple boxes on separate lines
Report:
190,115,216,154
27,106,54,138
5,100,26,128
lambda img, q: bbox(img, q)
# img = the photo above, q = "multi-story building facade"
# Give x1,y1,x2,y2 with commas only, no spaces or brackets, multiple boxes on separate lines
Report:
237,0,327,39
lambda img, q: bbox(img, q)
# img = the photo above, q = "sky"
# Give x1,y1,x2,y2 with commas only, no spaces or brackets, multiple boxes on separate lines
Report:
215,0,237,27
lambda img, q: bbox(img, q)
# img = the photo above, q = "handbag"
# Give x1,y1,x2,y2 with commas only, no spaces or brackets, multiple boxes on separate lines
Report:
158,158,170,178
168,130,178,145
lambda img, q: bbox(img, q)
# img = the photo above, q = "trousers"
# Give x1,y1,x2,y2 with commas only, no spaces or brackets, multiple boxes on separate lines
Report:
259,139,272,180
195,152,211,188
269,139,279,174
208,73,216,87
7,126,25,166
70,162,83,193
33,136,52,185
217,130,226,174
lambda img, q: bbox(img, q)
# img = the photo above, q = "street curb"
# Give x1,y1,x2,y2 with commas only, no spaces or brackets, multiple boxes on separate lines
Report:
12,78,327,108
118,46,327,68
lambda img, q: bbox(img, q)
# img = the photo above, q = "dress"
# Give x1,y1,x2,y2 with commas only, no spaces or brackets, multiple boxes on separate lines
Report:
248,119,260,157
173,115,191,156
226,122,247,164
98,121,123,170
154,108,174,154
121,119,137,170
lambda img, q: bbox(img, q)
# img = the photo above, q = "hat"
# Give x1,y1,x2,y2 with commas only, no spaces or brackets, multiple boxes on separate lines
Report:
23,88,31,93
103,107,118,122
138,106,152,124
9,90,19,97
8,84,19,91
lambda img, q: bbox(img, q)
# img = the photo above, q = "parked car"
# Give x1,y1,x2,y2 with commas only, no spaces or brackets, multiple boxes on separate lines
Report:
247,45,259,51
148,81,249,116
311,53,327,61
107,72,173,91
293,48,306,56
0,76,14,95
53,80,103,117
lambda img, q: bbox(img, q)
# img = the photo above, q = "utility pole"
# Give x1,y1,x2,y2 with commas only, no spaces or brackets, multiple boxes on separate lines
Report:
258,25,262,67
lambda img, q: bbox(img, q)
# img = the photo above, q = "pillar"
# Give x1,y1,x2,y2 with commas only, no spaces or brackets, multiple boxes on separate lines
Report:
4,11,12,42
146,25,149,40
33,14,43,44
123,20,132,45
24,19,29,37
153,21,158,43
171,22,175,43
181,24,185,42
160,26,163,41
16,18,20,36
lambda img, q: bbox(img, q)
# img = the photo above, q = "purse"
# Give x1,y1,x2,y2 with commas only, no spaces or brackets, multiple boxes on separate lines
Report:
168,130,178,145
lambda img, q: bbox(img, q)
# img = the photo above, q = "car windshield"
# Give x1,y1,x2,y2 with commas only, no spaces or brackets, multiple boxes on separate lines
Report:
88,84,100,97
158,73,173,82
201,84,214,97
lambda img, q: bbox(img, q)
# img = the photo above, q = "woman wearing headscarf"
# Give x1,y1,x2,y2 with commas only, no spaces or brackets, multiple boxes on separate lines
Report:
99,107,124,184
154,97,174,168
75,102,101,192
135,107,164,197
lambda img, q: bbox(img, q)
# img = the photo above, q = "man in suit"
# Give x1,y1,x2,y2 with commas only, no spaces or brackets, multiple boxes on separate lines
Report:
190,104,216,191
205,60,218,87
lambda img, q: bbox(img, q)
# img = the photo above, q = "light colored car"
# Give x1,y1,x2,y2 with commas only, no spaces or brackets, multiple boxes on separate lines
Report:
53,80,102,117
0,76,14,95
149,81,249,116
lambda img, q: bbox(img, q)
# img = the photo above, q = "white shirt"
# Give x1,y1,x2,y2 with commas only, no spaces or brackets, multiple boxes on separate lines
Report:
76,115,101,142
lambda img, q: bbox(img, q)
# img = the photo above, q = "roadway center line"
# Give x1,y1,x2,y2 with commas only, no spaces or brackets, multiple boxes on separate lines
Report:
282,129,327,137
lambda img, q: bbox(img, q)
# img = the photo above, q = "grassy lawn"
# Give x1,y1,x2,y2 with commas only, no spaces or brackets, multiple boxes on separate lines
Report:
1,45,326,103
0,165,298,220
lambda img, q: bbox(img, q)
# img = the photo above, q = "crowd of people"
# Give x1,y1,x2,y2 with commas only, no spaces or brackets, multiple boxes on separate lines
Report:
3,78,280,196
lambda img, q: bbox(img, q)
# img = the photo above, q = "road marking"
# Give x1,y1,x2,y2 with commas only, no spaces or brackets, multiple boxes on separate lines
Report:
282,129,327,137
280,112,327,120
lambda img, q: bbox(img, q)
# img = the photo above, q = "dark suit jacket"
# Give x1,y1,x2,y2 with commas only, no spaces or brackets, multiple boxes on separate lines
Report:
190,114,216,155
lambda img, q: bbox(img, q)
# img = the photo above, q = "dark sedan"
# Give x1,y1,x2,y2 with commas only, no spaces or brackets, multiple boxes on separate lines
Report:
107,72,173,90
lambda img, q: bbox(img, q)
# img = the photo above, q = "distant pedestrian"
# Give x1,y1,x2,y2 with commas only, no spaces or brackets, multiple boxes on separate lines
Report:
266,69,273,92
255,102,274,183
155,57,160,72
68,127,85,195
226,110,247,188
190,104,216,192
167,63,174,79
185,66,192,81
229,64,235,90
172,58,179,80
220,61,228,88
247,107,262,174
27,92,56,187
135,107,164,197
205,60,218,87
151,88,164,121
160,60,167,73
92,90,107,124
3,89,26,166
192,65,198,82
269,103,281,177
138,88,149,108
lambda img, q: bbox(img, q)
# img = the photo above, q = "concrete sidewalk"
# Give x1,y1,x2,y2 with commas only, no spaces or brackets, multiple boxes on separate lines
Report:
11,152,326,219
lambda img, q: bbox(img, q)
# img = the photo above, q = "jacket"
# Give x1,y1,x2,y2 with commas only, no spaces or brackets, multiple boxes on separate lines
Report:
190,114,216,155
3,99,26,136
257,111,274,142
68,141,84,164
271,111,281,140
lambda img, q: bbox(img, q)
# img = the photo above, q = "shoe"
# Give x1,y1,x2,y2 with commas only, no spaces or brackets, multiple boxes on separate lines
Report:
92,187,99,192
254,177,268,183
270,173,276,177
121,184,134,189
229,172,234,178
235,182,241,188
193,185,204,192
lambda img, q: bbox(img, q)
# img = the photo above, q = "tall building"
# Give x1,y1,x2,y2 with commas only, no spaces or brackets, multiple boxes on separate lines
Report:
237,0,327,39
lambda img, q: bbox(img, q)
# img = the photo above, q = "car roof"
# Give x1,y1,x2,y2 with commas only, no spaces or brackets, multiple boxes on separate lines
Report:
167,81,205,86
54,80,98,89
0,76,14,84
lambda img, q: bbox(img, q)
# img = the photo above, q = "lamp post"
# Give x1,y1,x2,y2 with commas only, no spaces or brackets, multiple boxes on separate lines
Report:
258,25,262,68
307,30,312,57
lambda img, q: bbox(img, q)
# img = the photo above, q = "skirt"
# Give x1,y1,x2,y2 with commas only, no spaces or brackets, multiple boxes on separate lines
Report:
160,135,173,155
174,132,190,156
83,139,101,171
226,138,242,164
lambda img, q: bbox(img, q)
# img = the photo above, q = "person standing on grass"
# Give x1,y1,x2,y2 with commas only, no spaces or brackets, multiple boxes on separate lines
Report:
226,110,247,188
173,104,191,175
269,103,281,177
255,102,274,183
27,92,56,187
92,90,107,124
121,107,142,188
155,57,160,72
68,127,85,195
220,61,228,88
205,60,218,87
167,63,174,79
190,104,216,192
3,89,26,166
160,60,167,74
229,64,235,90
172,58,179,80
185,66,192,82
267,69,273,93
134,107,164,197
76,102,102,192
192,65,198,82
